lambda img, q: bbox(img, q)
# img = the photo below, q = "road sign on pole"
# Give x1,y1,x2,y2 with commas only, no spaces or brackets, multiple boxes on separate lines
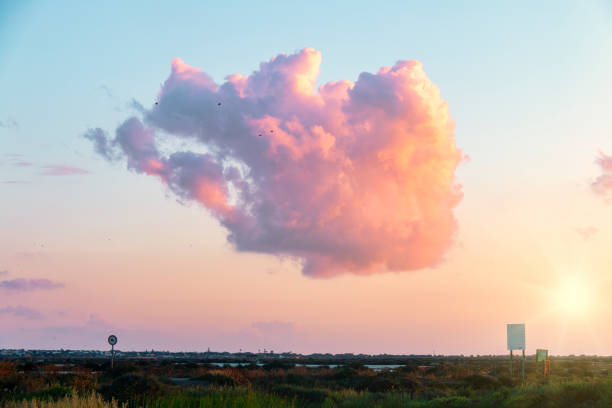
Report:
506,324,526,380
108,335,118,368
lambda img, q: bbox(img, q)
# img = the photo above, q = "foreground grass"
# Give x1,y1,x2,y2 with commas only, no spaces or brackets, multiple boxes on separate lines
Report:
5,379,612,408
3,391,294,408
3,394,120,408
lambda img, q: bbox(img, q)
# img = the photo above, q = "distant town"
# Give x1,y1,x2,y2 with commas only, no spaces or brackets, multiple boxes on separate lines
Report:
1,349,609,364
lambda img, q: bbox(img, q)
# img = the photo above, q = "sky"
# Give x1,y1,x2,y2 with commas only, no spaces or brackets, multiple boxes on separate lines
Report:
1,0,612,355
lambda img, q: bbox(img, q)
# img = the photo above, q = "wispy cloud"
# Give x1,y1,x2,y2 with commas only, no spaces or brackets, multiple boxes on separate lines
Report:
41,165,91,176
574,226,599,241
13,161,32,167
99,85,115,99
86,314,112,328
1,180,28,184
0,118,19,129
83,129,118,161
3,154,31,167
252,321,296,335
0,270,8,276
0,305,43,320
0,278,65,292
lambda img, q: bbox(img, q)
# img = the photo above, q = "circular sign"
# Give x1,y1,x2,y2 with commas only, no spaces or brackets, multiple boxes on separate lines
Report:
108,335,118,346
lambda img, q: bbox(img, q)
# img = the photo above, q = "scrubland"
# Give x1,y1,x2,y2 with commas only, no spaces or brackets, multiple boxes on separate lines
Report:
2,356,612,407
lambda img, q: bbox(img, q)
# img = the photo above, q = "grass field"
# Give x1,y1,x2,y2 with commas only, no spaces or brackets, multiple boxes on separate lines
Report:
5,381,612,408
2,357,612,407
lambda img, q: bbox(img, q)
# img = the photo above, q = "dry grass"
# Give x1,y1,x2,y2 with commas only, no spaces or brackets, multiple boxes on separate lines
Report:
3,394,121,408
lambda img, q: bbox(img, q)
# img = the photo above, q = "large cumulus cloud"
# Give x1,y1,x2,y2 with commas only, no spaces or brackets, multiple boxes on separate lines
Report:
85,48,464,277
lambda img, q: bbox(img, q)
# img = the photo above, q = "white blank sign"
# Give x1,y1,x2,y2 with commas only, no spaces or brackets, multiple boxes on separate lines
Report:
507,324,525,350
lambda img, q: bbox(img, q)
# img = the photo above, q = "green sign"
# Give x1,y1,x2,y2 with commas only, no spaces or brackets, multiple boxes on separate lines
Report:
507,324,525,350
536,349,548,362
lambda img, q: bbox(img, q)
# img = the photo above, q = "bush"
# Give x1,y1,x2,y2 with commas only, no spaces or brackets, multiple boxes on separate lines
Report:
100,362,140,382
272,384,329,404
463,374,501,390
363,376,398,392
556,381,602,407
29,385,72,401
263,361,296,371
285,373,315,387
100,373,163,403
191,373,238,387
0,362,18,377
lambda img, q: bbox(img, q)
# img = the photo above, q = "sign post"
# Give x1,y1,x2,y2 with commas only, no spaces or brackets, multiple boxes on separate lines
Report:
507,324,525,380
536,349,549,376
108,335,118,368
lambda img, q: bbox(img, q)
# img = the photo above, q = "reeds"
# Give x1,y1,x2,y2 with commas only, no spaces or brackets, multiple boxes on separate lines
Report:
4,394,121,408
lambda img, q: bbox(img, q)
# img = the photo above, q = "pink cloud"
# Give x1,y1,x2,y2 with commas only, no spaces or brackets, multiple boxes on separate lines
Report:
574,226,599,241
3,154,31,167
0,278,65,292
592,151,612,196
0,305,43,320
41,165,91,176
4,156,32,167
85,48,464,277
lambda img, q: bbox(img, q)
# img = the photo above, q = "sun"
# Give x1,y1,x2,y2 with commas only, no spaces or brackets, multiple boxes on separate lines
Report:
551,275,595,318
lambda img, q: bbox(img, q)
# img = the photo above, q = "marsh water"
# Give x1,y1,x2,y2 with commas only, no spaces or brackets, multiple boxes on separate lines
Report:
208,362,404,371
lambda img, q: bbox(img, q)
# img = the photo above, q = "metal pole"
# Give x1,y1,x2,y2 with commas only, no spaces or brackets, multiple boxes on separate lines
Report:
521,349,525,380
111,344,115,368
510,350,513,376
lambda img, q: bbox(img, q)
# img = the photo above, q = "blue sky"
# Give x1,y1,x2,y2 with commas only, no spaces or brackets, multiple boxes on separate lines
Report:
2,1,611,186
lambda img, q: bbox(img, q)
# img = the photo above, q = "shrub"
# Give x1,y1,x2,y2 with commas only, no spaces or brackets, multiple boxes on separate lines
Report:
29,385,72,401
191,373,238,387
100,373,163,403
263,361,296,371
463,374,501,390
0,362,17,377
363,376,398,393
272,384,329,404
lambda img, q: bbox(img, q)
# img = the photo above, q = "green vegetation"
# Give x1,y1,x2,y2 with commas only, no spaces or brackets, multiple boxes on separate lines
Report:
2,357,612,407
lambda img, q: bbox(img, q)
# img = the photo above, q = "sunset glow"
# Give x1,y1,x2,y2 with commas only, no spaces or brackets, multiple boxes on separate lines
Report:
552,275,596,318
1,1,612,357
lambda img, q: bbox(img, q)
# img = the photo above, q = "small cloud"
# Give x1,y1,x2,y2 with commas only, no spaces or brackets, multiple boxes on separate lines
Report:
13,251,46,260
13,161,32,167
252,321,296,335
83,128,118,161
0,305,43,320
0,118,19,129
99,85,115,99
129,98,146,114
592,151,612,197
1,180,28,184
41,165,90,176
86,314,112,328
0,278,65,292
574,226,599,241
2,154,31,167
0,270,8,276
250,321,297,350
